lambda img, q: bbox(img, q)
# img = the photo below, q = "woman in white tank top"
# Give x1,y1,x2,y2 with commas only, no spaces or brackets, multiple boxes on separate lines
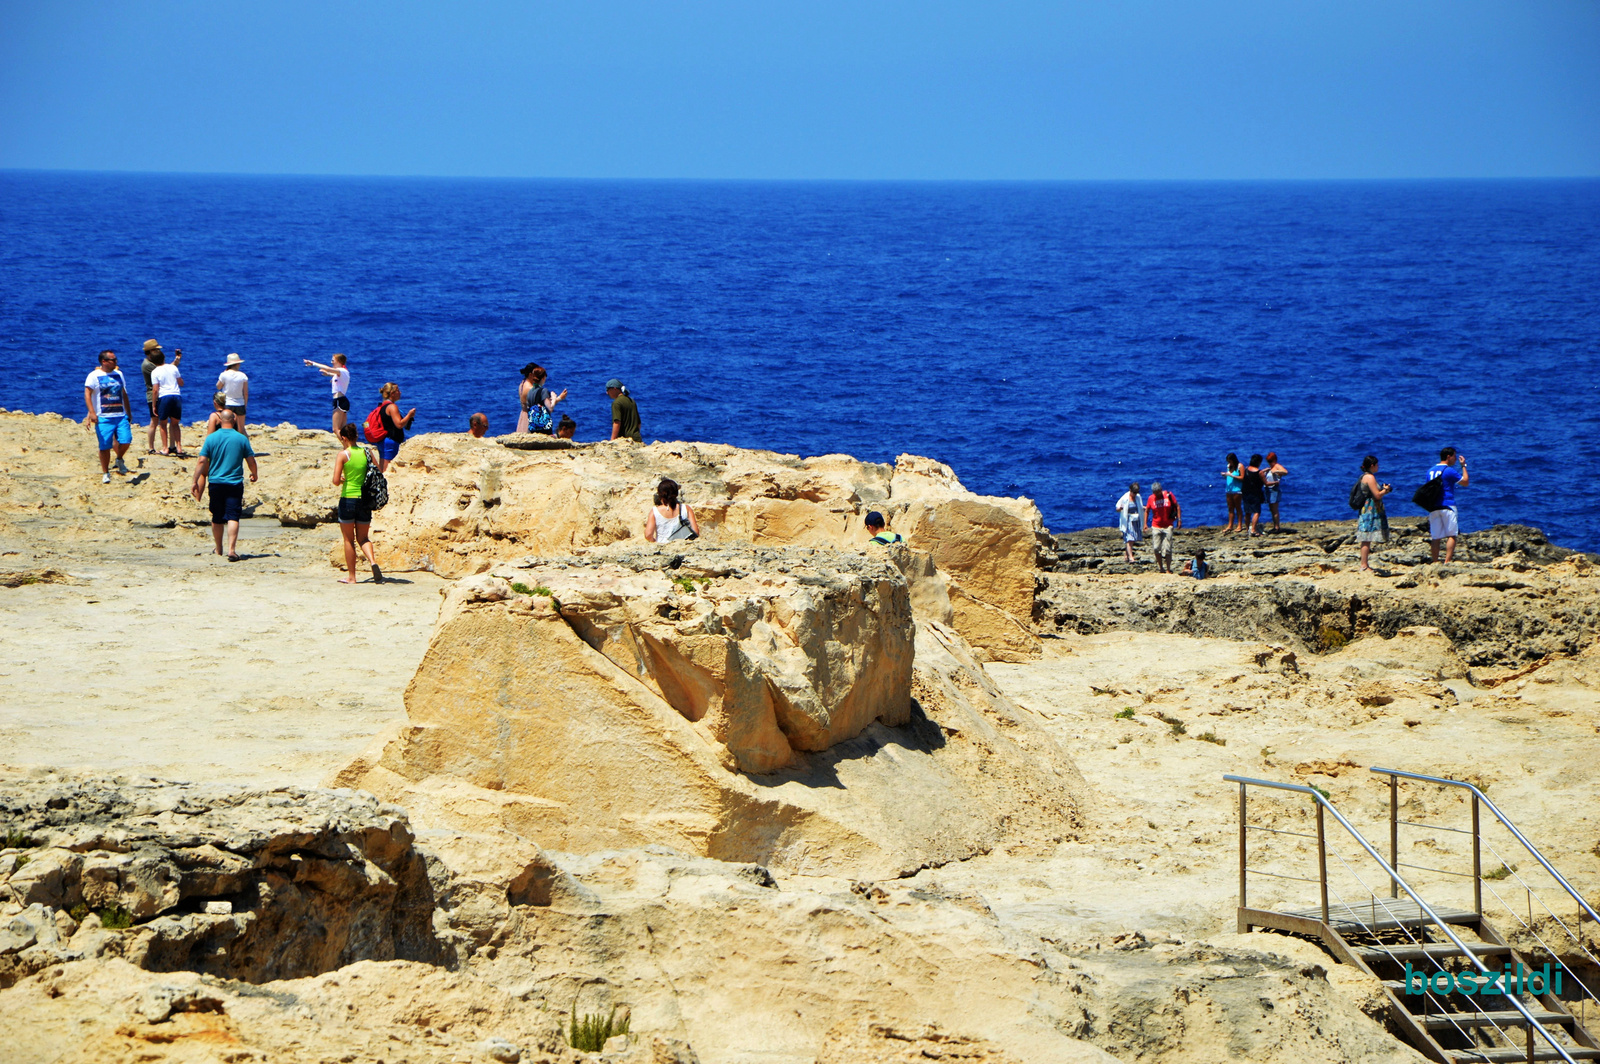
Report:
644,477,700,542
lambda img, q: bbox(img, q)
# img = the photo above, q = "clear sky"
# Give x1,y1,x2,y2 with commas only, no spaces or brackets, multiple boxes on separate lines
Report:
1,0,1596,180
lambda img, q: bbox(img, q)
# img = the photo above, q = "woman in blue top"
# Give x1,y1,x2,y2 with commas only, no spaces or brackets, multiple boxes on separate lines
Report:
1221,453,1243,534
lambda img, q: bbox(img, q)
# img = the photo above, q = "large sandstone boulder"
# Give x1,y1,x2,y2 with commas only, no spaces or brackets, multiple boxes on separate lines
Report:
363,434,1044,659
335,545,1084,878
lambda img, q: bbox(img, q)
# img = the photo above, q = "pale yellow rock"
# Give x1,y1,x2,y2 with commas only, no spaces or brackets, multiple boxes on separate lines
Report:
337,548,1084,879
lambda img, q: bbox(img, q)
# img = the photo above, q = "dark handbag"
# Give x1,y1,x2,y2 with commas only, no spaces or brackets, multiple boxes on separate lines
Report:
1412,476,1444,513
1348,479,1368,512
362,447,389,511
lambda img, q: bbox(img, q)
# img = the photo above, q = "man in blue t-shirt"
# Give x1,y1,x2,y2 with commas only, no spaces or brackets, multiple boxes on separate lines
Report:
191,410,259,561
1425,446,1469,563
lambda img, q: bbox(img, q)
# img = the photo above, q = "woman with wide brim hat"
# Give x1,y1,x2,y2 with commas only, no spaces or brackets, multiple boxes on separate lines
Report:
216,353,250,436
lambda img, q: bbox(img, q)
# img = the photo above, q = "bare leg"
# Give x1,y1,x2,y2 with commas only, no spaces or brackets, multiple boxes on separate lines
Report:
332,407,348,434
1443,535,1456,563
99,449,112,475
167,421,182,454
1269,503,1280,531
356,524,378,576
147,416,159,453
340,523,358,582
1360,541,1372,571
225,520,241,558
113,441,131,468
211,523,225,555
1430,538,1441,563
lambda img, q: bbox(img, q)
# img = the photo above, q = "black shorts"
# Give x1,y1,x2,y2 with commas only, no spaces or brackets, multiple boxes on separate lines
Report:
208,482,245,525
226,404,246,419
333,394,351,412
337,496,372,524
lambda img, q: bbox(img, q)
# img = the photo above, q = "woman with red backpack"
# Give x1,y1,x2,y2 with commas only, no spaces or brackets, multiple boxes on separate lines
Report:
363,382,415,472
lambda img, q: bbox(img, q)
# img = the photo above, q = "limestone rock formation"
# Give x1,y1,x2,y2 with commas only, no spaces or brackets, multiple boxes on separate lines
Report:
335,545,1085,879
362,433,1045,659
0,773,441,987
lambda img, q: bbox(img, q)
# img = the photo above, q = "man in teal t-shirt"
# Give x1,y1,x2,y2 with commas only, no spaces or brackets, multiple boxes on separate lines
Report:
191,410,258,560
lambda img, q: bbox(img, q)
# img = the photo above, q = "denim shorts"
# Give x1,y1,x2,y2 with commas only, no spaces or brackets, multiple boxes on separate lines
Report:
157,395,182,420
337,496,372,524
1264,484,1281,507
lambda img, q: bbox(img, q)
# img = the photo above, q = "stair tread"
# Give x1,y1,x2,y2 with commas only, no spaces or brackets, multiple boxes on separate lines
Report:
1358,943,1512,961
1418,1010,1575,1028
1283,898,1478,932
1448,1049,1600,1063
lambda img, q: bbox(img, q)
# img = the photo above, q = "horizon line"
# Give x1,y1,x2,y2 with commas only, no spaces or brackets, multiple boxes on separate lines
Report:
4,167,1599,186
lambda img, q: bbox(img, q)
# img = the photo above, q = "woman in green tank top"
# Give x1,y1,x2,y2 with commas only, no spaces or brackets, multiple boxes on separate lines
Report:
331,423,381,584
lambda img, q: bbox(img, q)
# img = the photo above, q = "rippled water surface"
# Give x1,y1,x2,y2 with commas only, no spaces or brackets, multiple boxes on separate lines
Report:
2,174,1597,549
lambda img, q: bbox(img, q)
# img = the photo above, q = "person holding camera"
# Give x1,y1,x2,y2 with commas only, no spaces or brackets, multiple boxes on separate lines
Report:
1354,455,1392,572
1425,447,1469,563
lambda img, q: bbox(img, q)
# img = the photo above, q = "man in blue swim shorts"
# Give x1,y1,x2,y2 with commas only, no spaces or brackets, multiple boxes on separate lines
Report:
83,349,134,484
191,410,259,561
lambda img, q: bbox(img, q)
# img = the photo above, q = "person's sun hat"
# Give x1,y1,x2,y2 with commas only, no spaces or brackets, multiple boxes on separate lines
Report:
143,339,162,352
865,511,885,529
605,378,622,390
224,353,244,367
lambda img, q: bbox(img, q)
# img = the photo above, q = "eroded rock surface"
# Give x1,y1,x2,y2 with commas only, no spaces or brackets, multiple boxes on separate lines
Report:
335,545,1085,878
0,773,441,987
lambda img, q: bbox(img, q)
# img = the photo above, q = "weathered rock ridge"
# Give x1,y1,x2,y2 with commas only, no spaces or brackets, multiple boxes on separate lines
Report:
366,434,1046,660
0,773,441,988
336,545,1085,879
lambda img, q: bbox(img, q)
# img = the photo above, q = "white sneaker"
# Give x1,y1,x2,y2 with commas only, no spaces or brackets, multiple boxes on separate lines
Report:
102,473,111,484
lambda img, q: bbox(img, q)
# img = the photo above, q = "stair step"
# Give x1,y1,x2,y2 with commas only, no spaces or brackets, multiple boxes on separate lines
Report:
1448,1048,1600,1063
1419,1010,1575,1029
1285,899,1478,933
1360,943,1513,962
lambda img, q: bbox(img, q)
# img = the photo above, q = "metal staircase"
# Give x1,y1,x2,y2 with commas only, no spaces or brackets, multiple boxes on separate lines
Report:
1224,771,1600,1063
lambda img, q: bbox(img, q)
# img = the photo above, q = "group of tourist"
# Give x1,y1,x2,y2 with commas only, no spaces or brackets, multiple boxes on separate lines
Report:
84,345,1474,583
1113,446,1470,576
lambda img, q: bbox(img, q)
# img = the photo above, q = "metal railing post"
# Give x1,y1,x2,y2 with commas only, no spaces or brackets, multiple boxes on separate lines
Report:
1388,771,1399,899
1317,801,1330,926
1472,792,1483,918
1238,782,1249,932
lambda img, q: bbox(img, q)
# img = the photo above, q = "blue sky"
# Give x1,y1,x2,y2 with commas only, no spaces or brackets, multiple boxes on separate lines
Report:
1,1,1596,179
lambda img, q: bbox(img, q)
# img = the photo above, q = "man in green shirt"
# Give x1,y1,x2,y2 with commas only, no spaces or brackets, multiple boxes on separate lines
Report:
864,511,903,546
606,378,642,442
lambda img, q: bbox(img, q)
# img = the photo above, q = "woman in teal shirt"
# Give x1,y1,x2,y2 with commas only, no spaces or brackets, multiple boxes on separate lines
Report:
331,423,381,584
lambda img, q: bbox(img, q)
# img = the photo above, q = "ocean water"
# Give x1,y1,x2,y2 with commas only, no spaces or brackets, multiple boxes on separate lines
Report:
2,173,1597,550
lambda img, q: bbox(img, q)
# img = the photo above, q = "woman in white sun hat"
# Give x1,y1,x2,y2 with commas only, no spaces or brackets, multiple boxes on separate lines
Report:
216,353,250,437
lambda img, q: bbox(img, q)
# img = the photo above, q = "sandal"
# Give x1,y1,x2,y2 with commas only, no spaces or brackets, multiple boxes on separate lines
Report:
227,554,241,562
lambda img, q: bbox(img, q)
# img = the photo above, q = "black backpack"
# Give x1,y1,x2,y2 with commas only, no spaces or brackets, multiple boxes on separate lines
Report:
1348,478,1368,512
1412,475,1445,513
362,447,389,511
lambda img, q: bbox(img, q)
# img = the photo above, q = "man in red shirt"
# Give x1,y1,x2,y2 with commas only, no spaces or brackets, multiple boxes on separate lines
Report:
1143,481,1183,573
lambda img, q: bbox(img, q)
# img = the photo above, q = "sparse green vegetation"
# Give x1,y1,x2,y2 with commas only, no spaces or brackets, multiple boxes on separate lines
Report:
1114,707,1136,719
569,1005,629,1052
1317,626,1348,651
98,904,134,929
1309,784,1331,802
1484,863,1517,881
1153,711,1186,736
13,854,29,870
69,903,89,922
1196,730,1225,746
510,581,534,595
671,575,699,594
2,826,32,849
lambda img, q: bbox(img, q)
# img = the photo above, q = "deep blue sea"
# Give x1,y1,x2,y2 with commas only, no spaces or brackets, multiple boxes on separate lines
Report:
2,173,1597,550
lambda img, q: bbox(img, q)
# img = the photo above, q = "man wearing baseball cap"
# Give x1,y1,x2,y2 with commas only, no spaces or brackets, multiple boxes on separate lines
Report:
864,511,903,546
606,378,641,442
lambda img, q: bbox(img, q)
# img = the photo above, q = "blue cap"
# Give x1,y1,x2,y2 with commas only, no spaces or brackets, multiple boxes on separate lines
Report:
865,511,885,528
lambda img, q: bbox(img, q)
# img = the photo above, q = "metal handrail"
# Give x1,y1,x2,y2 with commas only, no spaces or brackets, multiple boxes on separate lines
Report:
1226,773,1579,1064
1371,766,1600,927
